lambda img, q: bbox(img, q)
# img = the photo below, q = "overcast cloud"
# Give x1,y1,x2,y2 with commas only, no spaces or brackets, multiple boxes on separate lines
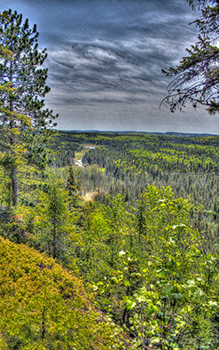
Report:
1,0,218,133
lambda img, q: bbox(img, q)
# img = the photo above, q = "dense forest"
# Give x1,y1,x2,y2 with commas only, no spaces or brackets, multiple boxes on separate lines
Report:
0,129,219,349
0,3,219,350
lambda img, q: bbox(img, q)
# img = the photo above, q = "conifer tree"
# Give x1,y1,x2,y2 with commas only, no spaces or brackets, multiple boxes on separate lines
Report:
0,9,57,206
162,0,219,114
66,163,80,208
47,182,68,259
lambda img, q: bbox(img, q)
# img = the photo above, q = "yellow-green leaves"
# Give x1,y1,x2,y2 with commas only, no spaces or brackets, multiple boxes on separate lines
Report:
0,236,129,349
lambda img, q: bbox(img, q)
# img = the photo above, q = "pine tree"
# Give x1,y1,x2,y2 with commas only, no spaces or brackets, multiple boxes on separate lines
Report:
162,0,219,114
0,9,57,206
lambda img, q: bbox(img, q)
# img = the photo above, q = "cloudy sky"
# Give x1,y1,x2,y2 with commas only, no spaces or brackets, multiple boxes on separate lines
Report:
1,0,219,133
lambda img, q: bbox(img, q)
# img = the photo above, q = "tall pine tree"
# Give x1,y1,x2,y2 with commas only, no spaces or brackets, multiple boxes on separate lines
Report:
0,9,58,205
0,41,32,207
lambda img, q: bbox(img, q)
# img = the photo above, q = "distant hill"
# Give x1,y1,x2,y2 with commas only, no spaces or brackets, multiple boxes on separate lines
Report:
60,130,219,137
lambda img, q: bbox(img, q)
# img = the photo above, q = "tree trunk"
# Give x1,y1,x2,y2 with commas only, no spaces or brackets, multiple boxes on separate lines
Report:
9,66,18,207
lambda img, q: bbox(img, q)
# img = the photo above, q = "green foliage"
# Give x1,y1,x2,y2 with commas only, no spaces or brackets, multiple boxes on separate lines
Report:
0,130,218,348
53,131,219,253
129,186,218,349
88,186,219,349
0,236,129,349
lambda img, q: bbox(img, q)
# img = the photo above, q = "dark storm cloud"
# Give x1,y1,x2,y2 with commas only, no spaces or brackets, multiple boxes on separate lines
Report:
47,39,167,99
47,20,195,107
2,0,195,46
51,1,194,46
32,0,198,109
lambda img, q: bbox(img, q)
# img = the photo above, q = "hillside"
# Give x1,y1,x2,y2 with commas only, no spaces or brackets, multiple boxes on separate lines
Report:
0,236,129,350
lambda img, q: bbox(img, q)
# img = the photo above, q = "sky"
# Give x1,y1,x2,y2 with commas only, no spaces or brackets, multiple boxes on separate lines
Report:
1,0,219,134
